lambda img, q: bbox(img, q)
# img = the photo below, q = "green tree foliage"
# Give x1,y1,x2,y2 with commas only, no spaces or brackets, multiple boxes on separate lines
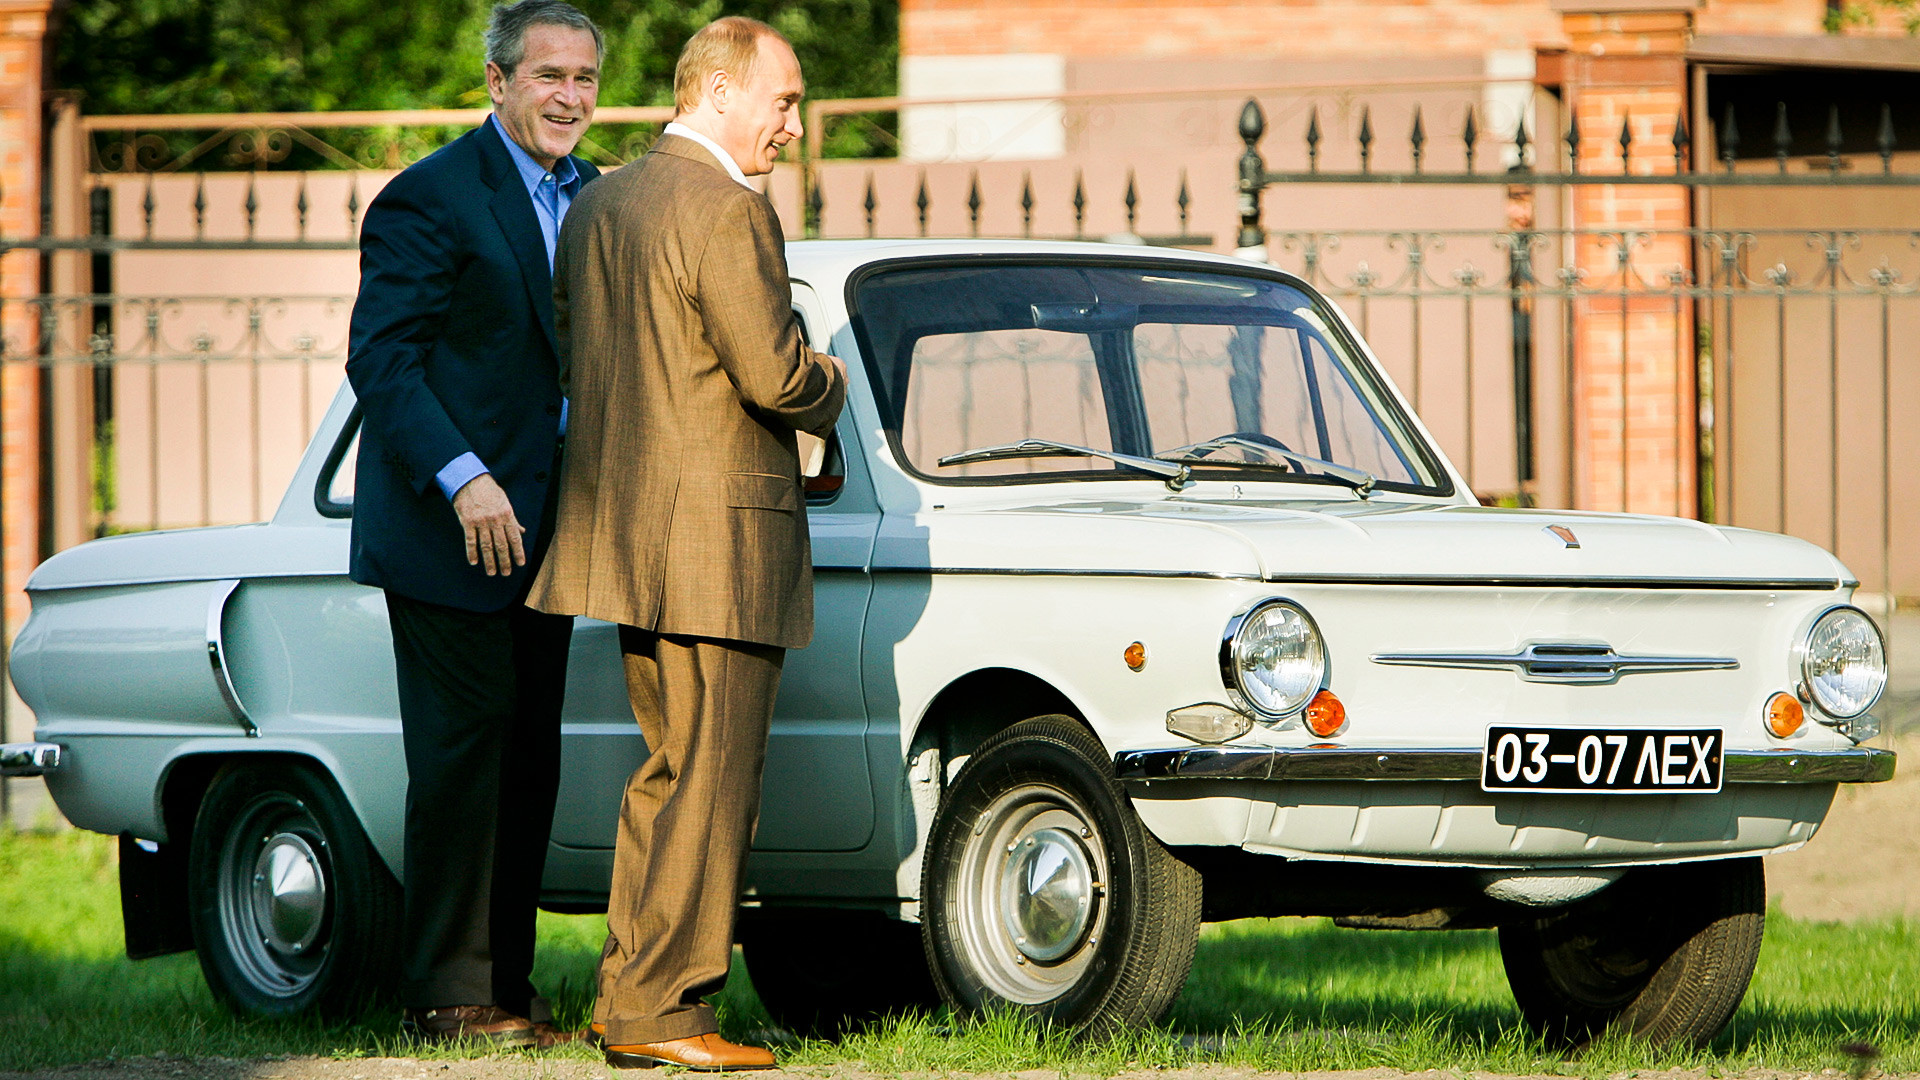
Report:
56,0,898,116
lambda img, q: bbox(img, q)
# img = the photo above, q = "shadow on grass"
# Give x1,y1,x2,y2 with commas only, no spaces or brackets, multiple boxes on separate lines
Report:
0,916,779,1073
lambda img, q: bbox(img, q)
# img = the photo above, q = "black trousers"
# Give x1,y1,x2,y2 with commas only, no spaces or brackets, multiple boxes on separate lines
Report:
385,591,573,1016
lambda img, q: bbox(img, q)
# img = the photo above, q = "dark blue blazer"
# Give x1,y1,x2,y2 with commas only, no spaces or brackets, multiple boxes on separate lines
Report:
345,121,601,613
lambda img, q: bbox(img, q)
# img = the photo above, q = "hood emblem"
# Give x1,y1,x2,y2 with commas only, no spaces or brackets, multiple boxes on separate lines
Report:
1545,524,1580,548
1370,642,1738,685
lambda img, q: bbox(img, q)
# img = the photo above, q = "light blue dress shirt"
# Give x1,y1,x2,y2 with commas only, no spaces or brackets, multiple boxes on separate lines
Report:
435,115,582,501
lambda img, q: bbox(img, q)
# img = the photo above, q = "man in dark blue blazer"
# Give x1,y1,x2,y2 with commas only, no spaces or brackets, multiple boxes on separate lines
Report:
344,0,602,1048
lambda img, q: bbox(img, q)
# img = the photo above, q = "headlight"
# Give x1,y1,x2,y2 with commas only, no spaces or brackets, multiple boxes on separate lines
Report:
1221,599,1326,718
1800,606,1886,720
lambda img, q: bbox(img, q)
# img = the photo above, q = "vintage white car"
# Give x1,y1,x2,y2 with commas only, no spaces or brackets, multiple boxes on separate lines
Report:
3,239,1895,1048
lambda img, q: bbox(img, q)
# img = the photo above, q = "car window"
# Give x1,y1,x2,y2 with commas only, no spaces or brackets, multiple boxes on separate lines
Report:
849,261,1444,493
903,327,1114,477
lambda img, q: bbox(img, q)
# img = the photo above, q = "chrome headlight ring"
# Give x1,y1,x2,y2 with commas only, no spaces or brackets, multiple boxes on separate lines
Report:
1794,604,1887,722
1219,598,1327,720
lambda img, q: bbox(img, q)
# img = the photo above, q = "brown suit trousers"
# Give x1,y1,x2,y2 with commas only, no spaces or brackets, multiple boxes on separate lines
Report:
596,627,783,1044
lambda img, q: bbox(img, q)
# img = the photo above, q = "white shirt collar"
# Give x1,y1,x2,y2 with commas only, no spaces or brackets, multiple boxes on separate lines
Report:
663,122,754,190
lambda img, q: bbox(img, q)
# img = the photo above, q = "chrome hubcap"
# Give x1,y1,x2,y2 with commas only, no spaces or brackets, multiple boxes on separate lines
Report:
252,834,325,955
951,784,1110,1005
215,791,332,998
1000,827,1094,962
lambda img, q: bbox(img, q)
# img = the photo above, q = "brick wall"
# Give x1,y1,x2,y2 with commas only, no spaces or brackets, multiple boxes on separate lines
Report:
1558,8,1698,514
901,0,1889,62
0,0,49,661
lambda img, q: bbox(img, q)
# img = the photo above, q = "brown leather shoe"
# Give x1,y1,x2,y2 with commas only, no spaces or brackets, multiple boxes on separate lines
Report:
604,1032,776,1071
401,1005,535,1046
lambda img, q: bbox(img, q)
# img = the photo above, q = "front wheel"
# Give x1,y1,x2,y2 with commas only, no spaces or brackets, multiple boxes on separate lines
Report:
187,759,401,1017
921,716,1201,1035
1499,857,1764,1049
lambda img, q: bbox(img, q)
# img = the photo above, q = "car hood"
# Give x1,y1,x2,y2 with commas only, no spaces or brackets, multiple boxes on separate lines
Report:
877,494,1850,586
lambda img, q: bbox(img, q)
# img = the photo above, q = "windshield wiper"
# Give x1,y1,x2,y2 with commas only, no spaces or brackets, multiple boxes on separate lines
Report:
1156,434,1378,499
938,439,1192,491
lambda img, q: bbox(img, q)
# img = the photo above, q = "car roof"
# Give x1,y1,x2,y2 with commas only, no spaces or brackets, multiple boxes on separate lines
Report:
783,238,1305,291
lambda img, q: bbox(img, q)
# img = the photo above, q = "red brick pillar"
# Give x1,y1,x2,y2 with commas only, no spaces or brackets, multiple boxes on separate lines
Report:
1552,0,1698,516
0,0,51,657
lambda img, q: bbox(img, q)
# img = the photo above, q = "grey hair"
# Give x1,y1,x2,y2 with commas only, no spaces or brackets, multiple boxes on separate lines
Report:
484,0,604,78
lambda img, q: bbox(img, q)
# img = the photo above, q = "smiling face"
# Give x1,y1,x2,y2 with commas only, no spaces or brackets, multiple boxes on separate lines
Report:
712,36,804,177
486,23,600,171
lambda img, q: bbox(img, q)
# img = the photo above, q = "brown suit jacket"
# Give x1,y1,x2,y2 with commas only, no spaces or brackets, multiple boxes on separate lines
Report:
526,134,846,649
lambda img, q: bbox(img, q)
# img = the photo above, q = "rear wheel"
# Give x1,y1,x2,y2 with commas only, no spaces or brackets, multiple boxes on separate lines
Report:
187,759,401,1017
921,716,1201,1036
739,908,941,1038
1499,857,1764,1049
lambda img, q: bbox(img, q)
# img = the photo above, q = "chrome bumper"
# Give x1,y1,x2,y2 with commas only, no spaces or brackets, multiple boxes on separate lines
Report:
1114,744,1896,785
0,742,65,777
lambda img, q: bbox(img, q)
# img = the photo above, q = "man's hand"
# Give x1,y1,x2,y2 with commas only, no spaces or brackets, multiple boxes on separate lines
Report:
825,353,847,382
451,473,527,577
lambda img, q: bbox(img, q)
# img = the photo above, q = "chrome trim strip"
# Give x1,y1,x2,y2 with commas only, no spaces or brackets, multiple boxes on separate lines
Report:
1261,575,1842,590
0,742,64,777
205,578,257,736
868,566,1261,580
1370,642,1738,684
1113,745,1896,784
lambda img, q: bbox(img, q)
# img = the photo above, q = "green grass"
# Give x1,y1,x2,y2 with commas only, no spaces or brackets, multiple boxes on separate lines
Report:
3,828,1916,1075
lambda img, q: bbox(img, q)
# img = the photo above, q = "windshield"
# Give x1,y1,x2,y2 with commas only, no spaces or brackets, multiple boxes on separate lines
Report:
849,260,1447,493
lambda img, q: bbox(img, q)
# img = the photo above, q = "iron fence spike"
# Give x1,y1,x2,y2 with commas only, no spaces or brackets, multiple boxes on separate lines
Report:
916,170,929,237
807,180,824,238
1125,168,1138,232
295,173,309,239
864,171,877,239
1238,98,1266,144
1827,103,1844,173
1073,168,1087,238
1721,102,1740,171
1512,113,1531,172
142,173,156,240
1021,170,1034,238
245,173,258,240
193,173,207,239
1177,167,1190,235
346,181,360,234
1306,105,1321,174
1618,111,1633,174
1462,106,1477,173
1565,106,1580,170
1359,105,1374,174
1410,106,1425,174
1672,108,1689,172
1774,101,1792,173
1879,103,1897,174
968,170,982,237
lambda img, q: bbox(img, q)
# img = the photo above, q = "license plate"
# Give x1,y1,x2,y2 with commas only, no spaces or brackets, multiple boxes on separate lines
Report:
1481,726,1724,793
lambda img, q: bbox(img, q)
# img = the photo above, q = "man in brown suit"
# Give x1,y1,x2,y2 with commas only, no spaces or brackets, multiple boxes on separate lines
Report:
527,15,847,1072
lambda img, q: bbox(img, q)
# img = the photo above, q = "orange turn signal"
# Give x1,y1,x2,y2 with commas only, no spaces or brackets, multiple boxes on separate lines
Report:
1765,691,1804,738
1303,689,1347,738
1123,642,1147,671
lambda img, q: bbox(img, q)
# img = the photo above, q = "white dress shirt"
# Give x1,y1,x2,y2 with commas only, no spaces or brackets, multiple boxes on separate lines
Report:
663,121,755,190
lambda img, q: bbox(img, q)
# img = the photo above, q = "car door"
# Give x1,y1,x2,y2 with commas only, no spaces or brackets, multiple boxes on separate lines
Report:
546,286,878,864
752,282,879,851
